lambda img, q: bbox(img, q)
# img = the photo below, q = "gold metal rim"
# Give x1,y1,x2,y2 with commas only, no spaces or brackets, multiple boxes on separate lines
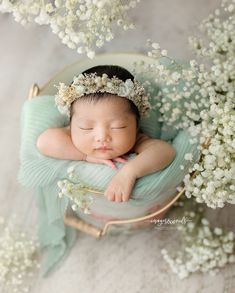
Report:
63,186,184,238
28,83,40,99
64,188,185,238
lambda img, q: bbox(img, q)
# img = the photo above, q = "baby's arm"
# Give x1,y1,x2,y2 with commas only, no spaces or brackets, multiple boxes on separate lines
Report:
126,134,176,178
105,134,176,202
36,127,86,160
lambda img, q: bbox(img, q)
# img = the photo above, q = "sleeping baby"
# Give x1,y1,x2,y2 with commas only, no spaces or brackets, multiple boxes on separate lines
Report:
36,65,176,202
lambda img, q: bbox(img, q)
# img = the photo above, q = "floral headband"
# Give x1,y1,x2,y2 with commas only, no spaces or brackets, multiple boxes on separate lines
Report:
55,73,151,118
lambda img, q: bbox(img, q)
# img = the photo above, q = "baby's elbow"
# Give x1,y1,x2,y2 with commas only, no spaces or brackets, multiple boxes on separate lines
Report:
36,133,48,155
162,142,176,166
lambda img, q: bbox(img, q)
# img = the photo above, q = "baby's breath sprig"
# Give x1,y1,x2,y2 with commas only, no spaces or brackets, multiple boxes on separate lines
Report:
162,197,235,279
134,0,235,209
0,216,40,293
184,0,235,208
161,213,235,279
57,179,95,214
0,0,140,58
57,165,103,214
133,40,207,132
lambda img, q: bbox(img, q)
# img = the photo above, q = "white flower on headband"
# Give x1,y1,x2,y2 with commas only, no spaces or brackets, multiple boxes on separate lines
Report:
55,73,151,117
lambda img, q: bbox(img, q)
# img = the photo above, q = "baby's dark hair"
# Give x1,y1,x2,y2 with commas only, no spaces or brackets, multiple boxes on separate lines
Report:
83,65,134,81
70,65,140,126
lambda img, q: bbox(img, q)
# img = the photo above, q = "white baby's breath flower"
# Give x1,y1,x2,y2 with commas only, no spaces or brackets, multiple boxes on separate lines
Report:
0,0,139,57
57,166,98,213
0,216,40,293
161,204,235,280
184,153,193,161
161,49,168,56
180,0,235,208
151,42,160,49
227,4,234,12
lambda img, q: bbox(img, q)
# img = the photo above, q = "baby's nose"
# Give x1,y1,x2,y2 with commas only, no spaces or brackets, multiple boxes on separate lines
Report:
95,128,111,142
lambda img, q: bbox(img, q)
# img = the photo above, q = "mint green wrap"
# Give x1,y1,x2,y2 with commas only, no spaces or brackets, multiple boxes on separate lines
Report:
18,95,200,276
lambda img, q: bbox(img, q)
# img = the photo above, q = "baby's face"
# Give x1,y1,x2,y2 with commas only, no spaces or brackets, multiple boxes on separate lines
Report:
70,96,137,160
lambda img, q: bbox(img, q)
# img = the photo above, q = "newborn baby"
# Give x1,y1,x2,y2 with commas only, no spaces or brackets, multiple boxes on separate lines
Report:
37,65,176,202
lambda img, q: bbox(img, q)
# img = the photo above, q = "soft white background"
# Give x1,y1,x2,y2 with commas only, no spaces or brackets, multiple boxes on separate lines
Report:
0,0,234,292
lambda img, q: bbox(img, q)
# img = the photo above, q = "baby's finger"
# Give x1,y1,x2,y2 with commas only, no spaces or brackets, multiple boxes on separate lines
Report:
105,190,115,201
122,185,132,202
122,193,129,202
114,192,122,202
103,159,118,170
113,156,128,163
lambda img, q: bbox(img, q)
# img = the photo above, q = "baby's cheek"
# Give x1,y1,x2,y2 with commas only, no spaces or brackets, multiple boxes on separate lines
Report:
126,132,137,146
80,140,92,153
72,134,88,152
119,134,136,153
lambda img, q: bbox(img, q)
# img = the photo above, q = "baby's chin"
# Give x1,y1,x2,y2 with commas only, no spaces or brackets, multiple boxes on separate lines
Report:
91,151,123,160
93,153,119,160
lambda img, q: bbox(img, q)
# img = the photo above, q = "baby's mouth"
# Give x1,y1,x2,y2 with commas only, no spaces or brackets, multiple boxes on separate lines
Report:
96,146,112,151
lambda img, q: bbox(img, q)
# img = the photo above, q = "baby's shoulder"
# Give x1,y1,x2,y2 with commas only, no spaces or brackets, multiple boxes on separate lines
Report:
135,132,151,144
132,132,152,153
62,126,71,136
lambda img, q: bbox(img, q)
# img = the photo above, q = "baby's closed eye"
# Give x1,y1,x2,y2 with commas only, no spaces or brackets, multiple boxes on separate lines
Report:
79,127,93,130
111,126,127,129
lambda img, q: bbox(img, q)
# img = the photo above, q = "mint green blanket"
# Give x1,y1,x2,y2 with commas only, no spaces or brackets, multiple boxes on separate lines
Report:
18,95,199,276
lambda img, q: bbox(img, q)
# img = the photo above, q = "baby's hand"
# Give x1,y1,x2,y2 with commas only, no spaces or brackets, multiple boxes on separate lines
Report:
85,155,128,170
104,168,137,202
